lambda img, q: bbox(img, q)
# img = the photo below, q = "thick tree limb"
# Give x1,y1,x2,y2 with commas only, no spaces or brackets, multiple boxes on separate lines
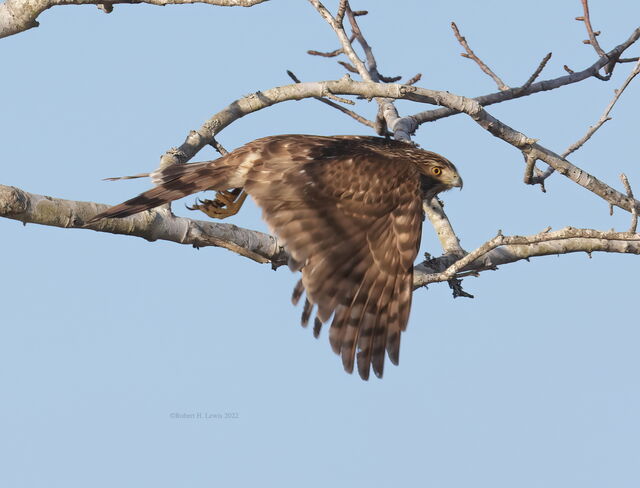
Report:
0,184,286,265
0,0,268,39
4,185,637,293
423,199,464,256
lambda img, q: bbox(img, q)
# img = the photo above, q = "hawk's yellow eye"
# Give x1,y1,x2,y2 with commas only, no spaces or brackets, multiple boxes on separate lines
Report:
432,167,442,176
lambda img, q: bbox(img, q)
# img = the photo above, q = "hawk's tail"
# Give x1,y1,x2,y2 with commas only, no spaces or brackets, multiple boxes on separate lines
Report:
86,160,235,224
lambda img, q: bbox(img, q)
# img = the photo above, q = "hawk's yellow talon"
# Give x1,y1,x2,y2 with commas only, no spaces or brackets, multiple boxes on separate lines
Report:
188,188,248,220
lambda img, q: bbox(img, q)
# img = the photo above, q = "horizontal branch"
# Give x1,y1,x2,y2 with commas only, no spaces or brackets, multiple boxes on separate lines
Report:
4,185,637,294
0,184,286,265
0,0,268,39
414,227,640,287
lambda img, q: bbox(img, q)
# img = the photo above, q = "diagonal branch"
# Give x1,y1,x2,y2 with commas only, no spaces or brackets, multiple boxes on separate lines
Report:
413,27,640,124
286,70,375,129
451,21,509,91
531,57,640,184
519,52,553,90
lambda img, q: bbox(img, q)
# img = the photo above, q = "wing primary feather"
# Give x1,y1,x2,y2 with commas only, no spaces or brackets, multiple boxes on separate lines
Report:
301,299,313,327
313,317,323,339
291,279,304,305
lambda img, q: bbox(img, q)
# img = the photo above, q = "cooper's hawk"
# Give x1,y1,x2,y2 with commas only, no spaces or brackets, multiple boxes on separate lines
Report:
88,135,462,379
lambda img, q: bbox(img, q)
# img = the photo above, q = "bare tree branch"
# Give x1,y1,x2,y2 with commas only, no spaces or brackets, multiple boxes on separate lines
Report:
286,70,375,128
6,185,636,295
520,52,552,90
620,174,638,233
307,0,373,82
0,184,287,266
414,227,640,287
423,199,465,256
413,27,640,124
308,0,411,141
565,58,640,156
531,57,640,184
0,0,268,39
451,21,509,91
577,0,606,58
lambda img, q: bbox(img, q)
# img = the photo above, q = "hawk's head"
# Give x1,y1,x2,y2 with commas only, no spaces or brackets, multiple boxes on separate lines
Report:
414,151,463,201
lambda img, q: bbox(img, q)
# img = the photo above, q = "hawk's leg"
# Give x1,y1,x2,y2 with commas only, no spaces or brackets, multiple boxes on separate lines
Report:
187,188,248,220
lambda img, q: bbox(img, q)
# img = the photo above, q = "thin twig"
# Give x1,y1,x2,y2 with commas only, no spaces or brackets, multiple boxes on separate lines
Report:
578,0,606,57
565,58,640,156
520,52,552,89
335,0,348,24
620,174,638,233
307,33,356,58
307,47,343,58
378,74,402,83
285,70,375,128
451,21,509,91
323,91,355,105
209,137,229,155
338,60,358,73
405,73,422,86
346,6,379,81
576,0,623,75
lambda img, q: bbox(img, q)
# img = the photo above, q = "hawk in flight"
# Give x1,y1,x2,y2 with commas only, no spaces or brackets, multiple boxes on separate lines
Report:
89,135,462,379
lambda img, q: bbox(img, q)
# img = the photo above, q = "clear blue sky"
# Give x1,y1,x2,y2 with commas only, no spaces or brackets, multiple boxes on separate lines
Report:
1,1,639,487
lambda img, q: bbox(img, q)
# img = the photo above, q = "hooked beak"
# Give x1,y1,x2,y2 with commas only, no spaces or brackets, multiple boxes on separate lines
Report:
451,174,463,190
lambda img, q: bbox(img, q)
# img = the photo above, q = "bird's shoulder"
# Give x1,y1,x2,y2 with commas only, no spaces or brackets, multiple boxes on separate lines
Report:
244,135,422,206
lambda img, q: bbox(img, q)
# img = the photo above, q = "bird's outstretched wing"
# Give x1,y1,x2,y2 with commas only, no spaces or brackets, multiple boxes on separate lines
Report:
244,136,424,379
